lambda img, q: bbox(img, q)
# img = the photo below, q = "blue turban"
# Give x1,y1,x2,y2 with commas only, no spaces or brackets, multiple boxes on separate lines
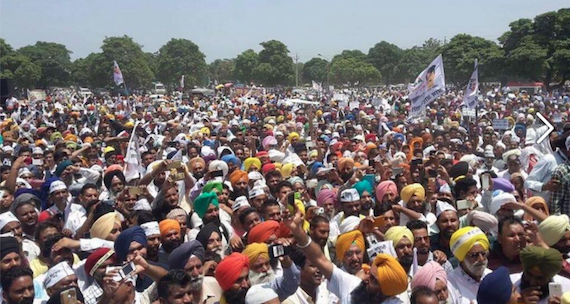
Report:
477,266,512,304
354,180,373,197
492,178,515,193
514,124,526,136
310,162,324,176
393,133,405,142
55,160,73,177
221,154,241,167
320,135,331,145
168,240,205,270
114,226,147,262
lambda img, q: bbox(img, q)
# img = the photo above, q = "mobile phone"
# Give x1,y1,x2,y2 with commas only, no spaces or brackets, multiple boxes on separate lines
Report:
32,158,43,166
369,159,376,169
211,170,223,178
287,192,296,206
428,177,436,193
411,159,422,166
456,199,472,210
549,282,562,298
60,288,77,304
392,167,403,176
101,199,115,207
120,262,136,279
481,174,490,191
167,160,182,169
268,244,291,259
128,187,143,196
428,169,438,178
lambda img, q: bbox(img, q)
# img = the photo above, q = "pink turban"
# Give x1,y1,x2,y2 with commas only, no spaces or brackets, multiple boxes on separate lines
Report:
411,261,447,290
317,189,337,208
262,136,278,150
376,181,397,201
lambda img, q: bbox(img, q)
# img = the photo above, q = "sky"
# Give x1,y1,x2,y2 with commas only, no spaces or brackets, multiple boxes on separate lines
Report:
1,0,568,63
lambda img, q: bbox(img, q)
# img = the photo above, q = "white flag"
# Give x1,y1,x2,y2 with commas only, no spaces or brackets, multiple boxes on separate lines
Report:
123,122,144,182
113,61,124,85
312,80,322,92
407,54,446,119
463,59,479,110
180,75,185,89
170,149,183,161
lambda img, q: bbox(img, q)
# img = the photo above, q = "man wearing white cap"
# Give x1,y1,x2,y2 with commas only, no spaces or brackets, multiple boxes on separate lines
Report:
36,261,77,302
498,149,527,180
46,180,69,216
245,283,279,304
141,221,162,264
0,211,40,261
329,188,363,240
248,186,266,212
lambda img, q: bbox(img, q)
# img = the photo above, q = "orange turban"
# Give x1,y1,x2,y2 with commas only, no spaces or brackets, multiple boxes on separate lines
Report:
372,254,408,296
215,253,250,291
337,157,355,172
524,196,549,221
247,220,280,244
336,230,365,262
188,157,206,173
229,170,249,187
159,219,181,237
408,137,424,160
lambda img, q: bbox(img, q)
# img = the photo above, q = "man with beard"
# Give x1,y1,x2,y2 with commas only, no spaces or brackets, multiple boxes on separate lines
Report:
512,246,570,304
214,249,299,304
488,216,526,273
406,220,452,272
196,222,223,258
283,248,332,304
0,211,40,261
189,192,233,256
10,193,39,240
337,157,355,183
376,181,399,205
63,183,100,238
538,215,570,277
397,183,427,226
242,243,276,285
1,267,35,304
329,189,362,240
157,269,194,304
265,170,282,199
447,227,492,304
168,241,222,304
229,170,249,199
158,219,182,260
82,248,117,304
430,201,459,267
335,230,365,275
141,221,162,263
384,226,414,277
309,216,332,261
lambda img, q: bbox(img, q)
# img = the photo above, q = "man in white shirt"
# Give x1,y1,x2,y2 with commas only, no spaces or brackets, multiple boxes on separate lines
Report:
64,184,99,236
525,134,569,200
283,248,335,304
447,227,492,304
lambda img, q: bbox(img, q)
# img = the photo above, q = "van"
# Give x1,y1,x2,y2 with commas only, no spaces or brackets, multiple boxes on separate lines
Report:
153,82,166,95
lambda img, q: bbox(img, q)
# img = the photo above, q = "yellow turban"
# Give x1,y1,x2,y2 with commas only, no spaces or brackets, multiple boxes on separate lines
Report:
244,157,262,172
538,214,570,246
371,254,408,296
450,226,490,262
309,150,318,159
287,132,300,142
337,157,355,172
400,183,425,204
263,124,274,131
280,163,295,179
64,134,78,142
384,226,414,248
124,121,134,128
273,162,282,170
336,230,365,263
242,243,269,266
90,212,121,239
188,157,206,173
200,127,210,136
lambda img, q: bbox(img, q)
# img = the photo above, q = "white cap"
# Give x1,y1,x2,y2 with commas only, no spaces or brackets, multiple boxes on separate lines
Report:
435,201,457,217
340,188,360,203
49,181,67,194
141,221,160,237
134,199,152,211
245,283,279,304
32,147,44,155
248,171,263,181
490,192,517,215
0,211,19,231
44,261,75,289
232,196,250,212
249,186,265,199
339,216,361,234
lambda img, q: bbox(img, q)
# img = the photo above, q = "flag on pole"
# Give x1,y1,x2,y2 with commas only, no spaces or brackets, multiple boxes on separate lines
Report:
312,80,322,92
180,75,185,89
123,122,144,182
113,61,124,85
463,59,479,110
407,54,446,119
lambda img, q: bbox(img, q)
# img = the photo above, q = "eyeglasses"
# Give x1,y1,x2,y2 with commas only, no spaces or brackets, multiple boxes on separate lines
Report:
466,251,489,259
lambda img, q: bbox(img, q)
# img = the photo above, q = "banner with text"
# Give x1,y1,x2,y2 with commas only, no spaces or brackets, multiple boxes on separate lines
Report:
407,54,446,119
463,59,478,109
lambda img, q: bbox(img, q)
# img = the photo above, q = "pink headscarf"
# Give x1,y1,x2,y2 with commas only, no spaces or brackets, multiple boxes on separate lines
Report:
375,181,398,202
411,261,447,290
262,136,277,150
317,189,337,208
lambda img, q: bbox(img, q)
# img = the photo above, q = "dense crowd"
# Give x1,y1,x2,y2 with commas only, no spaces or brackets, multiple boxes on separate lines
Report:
1,85,570,304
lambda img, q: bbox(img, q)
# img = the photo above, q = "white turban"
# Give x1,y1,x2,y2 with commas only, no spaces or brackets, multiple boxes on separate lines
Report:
245,283,279,304
490,192,516,215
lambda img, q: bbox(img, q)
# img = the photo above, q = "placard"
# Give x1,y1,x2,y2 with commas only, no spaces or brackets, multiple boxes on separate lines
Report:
366,240,397,260
492,119,509,130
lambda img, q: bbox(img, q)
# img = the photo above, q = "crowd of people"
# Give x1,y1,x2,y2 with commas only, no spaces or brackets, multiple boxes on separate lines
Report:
0,85,570,304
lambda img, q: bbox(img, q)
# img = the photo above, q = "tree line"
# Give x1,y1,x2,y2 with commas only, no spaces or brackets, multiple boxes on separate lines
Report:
1,8,568,92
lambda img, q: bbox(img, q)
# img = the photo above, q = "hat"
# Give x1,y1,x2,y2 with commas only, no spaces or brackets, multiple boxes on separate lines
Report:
49,180,67,194
435,200,457,217
141,221,160,237
340,188,360,203
44,261,75,289
232,196,251,212
0,212,19,231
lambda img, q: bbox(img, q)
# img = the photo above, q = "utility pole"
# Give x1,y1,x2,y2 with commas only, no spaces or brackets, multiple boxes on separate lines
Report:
294,53,299,87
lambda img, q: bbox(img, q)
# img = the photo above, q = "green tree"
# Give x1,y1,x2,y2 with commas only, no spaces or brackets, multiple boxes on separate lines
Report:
70,58,90,87
14,60,42,89
0,38,14,58
332,50,367,62
302,58,328,83
368,41,403,85
18,42,72,87
327,57,381,85
252,40,295,86
234,49,258,84
99,36,154,89
394,39,442,83
209,59,235,84
441,34,504,86
155,38,207,89
499,8,570,91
